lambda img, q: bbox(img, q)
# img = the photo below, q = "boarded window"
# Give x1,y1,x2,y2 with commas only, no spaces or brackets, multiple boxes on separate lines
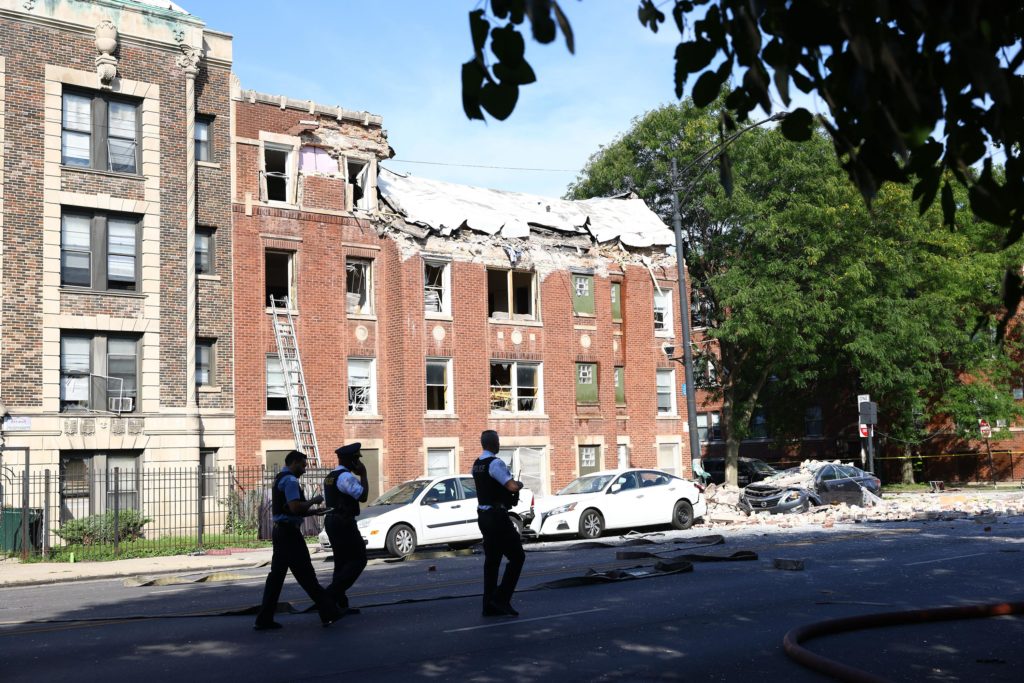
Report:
578,445,600,476
573,274,595,315
657,443,679,475
610,282,622,320
576,363,598,404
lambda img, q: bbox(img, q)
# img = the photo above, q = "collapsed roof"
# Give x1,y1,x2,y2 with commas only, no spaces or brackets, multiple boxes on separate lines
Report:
376,168,673,249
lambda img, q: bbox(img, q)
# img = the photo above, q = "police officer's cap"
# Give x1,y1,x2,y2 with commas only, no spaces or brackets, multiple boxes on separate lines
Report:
335,442,362,459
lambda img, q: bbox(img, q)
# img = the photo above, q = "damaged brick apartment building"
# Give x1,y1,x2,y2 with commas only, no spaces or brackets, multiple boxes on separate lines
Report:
1,0,696,501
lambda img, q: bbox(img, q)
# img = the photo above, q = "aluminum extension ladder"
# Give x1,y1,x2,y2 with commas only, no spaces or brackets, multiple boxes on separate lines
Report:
269,296,321,467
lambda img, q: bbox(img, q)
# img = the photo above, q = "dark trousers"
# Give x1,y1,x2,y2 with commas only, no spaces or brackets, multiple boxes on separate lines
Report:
324,513,367,608
256,522,339,625
477,508,525,607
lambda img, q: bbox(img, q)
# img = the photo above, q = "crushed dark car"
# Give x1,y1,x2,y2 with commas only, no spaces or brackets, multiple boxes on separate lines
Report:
698,456,777,487
738,461,881,514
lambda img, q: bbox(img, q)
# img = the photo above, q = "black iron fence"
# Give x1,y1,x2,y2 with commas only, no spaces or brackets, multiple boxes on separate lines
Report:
0,465,332,561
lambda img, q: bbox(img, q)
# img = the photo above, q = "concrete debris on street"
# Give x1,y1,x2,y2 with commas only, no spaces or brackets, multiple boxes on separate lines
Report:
704,483,1024,527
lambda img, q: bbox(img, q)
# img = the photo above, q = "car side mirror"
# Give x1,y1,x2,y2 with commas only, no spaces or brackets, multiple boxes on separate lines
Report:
423,496,439,505
609,483,621,493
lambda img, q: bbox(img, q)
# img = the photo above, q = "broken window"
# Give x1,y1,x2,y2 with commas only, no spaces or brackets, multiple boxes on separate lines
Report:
656,368,675,415
265,250,295,307
60,335,92,412
346,158,372,211
426,358,452,413
346,258,373,315
347,358,376,414
60,334,137,413
299,145,338,174
263,143,294,203
576,363,598,405
487,269,536,321
424,259,450,315
572,274,595,315
654,289,673,333
489,361,541,414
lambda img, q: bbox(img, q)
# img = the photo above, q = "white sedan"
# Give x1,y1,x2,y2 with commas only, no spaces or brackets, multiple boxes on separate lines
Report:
318,475,535,558
529,468,706,539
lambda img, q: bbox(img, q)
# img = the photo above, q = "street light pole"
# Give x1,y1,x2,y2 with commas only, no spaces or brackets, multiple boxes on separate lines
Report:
671,157,703,473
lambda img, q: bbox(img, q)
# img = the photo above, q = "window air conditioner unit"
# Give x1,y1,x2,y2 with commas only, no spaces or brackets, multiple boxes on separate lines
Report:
109,397,133,413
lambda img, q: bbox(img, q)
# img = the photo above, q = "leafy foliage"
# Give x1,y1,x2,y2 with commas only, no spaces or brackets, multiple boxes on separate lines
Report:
54,510,150,546
463,2,1024,327
568,100,1022,482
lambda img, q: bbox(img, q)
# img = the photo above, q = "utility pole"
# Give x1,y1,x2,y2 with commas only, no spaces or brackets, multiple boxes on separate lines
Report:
671,158,703,473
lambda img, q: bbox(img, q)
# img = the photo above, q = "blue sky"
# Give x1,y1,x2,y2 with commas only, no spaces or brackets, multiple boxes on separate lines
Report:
183,1,715,198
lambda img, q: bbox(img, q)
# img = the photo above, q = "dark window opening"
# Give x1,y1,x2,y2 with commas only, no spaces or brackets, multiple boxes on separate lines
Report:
265,251,292,306
264,146,290,201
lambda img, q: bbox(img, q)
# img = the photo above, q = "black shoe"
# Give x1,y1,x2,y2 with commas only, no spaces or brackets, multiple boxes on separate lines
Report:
321,609,344,628
482,601,516,617
253,621,283,631
502,602,520,617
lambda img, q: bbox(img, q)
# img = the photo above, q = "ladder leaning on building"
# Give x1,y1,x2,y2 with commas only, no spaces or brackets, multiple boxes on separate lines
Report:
269,296,322,467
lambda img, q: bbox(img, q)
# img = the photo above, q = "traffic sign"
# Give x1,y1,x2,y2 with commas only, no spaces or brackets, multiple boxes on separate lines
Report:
979,418,992,439
859,424,872,438
857,394,871,405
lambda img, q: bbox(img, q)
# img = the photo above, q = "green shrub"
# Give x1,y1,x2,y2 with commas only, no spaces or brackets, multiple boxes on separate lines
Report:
222,488,262,535
54,509,151,545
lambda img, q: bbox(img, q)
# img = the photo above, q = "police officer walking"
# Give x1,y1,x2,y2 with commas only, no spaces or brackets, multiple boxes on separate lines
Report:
323,442,369,614
254,450,342,630
472,430,525,617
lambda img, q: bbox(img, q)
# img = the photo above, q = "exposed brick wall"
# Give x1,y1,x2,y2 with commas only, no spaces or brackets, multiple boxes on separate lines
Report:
301,175,345,212
60,291,144,318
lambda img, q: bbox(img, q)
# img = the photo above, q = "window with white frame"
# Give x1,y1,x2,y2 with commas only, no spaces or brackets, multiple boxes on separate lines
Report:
657,442,679,475
487,269,537,320
200,449,218,498
424,259,451,315
427,447,455,476
60,333,138,413
266,356,289,412
345,258,374,315
654,289,673,333
262,142,295,203
656,368,676,415
61,211,140,292
426,358,452,413
489,361,541,413
195,117,212,163
346,157,374,211
265,250,295,307
196,227,215,275
106,453,140,511
196,339,216,386
62,91,139,174
697,412,722,442
347,358,377,415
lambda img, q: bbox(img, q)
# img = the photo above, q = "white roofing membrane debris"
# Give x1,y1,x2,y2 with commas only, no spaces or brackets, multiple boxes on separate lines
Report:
377,168,674,248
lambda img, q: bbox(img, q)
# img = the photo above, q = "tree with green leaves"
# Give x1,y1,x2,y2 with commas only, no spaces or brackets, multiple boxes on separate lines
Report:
567,101,1021,486
463,1,1024,329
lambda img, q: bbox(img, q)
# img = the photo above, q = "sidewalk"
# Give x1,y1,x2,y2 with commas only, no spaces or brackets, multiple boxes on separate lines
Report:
0,545,323,588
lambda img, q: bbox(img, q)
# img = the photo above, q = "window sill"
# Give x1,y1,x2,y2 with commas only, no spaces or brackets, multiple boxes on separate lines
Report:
265,307,299,315
425,313,453,321
59,286,146,300
347,313,377,321
197,161,221,169
197,385,222,394
573,312,596,319
61,165,144,181
654,331,675,338
488,318,542,327
425,412,459,419
263,412,291,420
573,324,597,331
489,413,549,420
265,200,299,209
197,274,221,282
347,414,383,421
657,414,680,420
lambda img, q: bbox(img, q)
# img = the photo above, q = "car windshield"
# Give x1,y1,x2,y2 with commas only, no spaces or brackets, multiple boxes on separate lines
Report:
372,480,430,506
749,460,777,475
558,474,615,495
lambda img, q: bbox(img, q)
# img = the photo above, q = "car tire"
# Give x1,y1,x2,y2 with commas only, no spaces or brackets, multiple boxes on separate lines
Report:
578,509,604,539
385,524,417,558
671,500,695,530
509,514,524,538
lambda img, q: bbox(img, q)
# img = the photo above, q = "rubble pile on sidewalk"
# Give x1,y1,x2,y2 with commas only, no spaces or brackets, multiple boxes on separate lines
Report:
702,483,1024,528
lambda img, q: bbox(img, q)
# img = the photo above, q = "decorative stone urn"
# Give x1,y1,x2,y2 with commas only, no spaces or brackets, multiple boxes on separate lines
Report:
95,20,119,85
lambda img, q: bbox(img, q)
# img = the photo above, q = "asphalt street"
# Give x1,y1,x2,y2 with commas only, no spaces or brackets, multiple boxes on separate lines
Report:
1,518,1022,682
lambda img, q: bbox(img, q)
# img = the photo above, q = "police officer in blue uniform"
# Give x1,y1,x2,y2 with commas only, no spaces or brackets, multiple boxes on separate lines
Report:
472,430,525,617
254,450,342,630
323,442,369,614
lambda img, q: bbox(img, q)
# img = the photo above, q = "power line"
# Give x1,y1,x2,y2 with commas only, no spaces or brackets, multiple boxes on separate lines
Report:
385,159,579,173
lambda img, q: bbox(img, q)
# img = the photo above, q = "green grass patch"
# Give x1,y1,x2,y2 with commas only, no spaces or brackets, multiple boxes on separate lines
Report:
26,534,272,563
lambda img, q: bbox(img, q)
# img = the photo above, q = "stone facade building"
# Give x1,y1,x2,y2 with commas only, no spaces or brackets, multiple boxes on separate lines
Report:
0,0,235,514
